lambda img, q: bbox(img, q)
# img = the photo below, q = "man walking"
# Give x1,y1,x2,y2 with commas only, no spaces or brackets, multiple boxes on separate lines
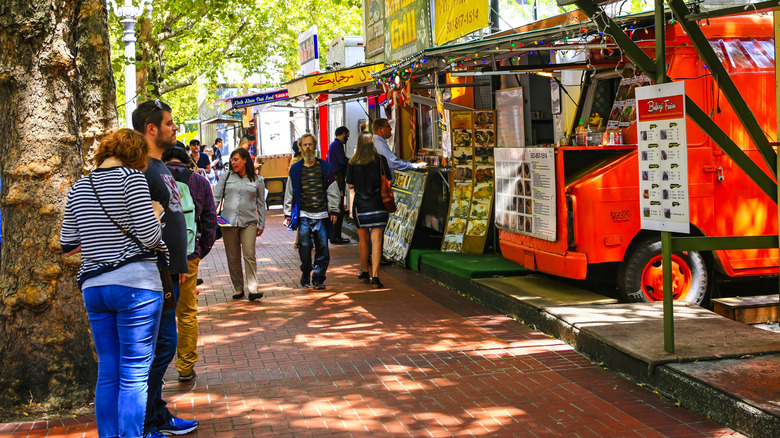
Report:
372,118,426,182
283,133,340,290
327,126,350,245
162,146,217,384
132,100,199,438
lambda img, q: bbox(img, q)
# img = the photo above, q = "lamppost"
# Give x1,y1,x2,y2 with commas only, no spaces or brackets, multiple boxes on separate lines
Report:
106,0,153,128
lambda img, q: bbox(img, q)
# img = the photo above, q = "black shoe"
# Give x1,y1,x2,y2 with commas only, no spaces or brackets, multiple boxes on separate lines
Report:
330,237,350,244
196,278,204,286
232,291,245,299
300,274,311,288
380,257,393,266
312,282,326,290
370,277,384,288
178,369,196,382
357,271,370,281
248,291,264,301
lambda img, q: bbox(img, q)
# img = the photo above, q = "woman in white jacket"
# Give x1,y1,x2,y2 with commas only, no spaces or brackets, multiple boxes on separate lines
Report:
214,147,266,300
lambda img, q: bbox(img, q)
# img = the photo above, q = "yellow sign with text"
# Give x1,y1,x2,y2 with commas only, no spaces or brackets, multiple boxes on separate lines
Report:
288,64,385,97
434,0,489,46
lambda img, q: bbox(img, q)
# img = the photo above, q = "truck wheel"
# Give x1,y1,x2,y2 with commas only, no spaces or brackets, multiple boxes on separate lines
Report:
618,238,709,305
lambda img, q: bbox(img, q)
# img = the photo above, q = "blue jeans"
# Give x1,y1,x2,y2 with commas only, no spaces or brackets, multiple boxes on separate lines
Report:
298,217,330,283
83,285,162,438
144,277,180,432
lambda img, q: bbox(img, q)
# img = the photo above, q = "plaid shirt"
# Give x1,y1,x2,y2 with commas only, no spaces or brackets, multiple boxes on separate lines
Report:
166,161,218,260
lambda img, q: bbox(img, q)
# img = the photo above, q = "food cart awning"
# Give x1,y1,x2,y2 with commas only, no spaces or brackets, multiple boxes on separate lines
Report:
201,114,243,125
284,63,385,98
373,9,660,80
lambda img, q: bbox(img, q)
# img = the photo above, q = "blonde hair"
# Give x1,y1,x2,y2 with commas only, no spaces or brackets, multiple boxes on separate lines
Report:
238,137,251,149
349,133,378,166
94,128,150,170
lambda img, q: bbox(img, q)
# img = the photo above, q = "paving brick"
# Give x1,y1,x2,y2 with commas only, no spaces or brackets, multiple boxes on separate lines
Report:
0,210,745,437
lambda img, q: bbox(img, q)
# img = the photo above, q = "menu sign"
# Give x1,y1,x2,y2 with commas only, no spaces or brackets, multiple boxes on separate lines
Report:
383,170,428,264
365,0,384,58
442,110,496,253
495,147,556,241
636,82,690,233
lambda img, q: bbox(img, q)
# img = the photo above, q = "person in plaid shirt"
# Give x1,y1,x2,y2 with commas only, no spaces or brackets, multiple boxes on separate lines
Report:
162,146,217,383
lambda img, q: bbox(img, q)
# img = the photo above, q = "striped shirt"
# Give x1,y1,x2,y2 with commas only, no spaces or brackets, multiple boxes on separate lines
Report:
300,163,326,214
60,167,166,288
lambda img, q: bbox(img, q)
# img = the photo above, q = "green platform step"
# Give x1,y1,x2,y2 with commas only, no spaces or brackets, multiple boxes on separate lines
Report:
409,250,527,279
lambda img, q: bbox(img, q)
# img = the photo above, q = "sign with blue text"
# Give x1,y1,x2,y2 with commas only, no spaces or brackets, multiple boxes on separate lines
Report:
230,90,290,109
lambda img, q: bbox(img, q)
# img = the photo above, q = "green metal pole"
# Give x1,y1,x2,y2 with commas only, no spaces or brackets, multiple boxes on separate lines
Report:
656,0,674,353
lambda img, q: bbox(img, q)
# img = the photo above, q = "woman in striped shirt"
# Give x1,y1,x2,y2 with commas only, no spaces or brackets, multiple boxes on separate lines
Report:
60,128,166,438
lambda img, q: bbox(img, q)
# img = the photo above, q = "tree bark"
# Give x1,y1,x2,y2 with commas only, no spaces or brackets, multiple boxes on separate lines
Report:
0,0,117,416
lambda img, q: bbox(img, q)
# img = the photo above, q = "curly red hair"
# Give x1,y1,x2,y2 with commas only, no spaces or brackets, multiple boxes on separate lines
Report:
94,128,150,170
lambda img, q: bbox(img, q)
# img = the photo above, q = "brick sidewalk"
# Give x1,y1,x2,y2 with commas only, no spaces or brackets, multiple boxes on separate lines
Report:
1,208,743,437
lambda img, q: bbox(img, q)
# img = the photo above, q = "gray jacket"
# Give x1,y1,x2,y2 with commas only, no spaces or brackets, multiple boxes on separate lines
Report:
214,171,267,229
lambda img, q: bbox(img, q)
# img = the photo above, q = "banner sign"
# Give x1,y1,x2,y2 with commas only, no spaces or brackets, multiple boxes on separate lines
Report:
365,0,385,58
230,90,289,109
287,64,384,97
636,81,690,234
434,0,489,46
384,0,431,62
299,25,319,76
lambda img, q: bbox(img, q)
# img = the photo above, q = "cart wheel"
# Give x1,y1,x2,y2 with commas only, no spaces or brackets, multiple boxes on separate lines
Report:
618,237,709,305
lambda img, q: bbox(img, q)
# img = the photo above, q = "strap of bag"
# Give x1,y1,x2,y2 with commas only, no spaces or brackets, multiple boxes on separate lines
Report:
217,171,231,214
89,173,165,266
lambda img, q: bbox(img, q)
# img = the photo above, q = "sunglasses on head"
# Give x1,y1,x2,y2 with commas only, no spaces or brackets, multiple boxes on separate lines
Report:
153,100,165,110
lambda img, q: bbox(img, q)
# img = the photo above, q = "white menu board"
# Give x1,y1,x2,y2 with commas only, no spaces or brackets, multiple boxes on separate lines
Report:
494,147,556,241
635,81,690,234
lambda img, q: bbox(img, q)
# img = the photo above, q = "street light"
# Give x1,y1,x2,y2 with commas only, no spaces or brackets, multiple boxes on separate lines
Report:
106,0,153,128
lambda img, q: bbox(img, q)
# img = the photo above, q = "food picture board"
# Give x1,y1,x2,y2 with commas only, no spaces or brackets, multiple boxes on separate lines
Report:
383,170,429,264
496,87,525,148
636,81,690,233
606,72,651,130
442,110,496,253
494,147,557,241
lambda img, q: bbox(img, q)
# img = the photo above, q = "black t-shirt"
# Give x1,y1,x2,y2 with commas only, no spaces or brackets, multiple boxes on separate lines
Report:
145,158,189,274
346,155,390,212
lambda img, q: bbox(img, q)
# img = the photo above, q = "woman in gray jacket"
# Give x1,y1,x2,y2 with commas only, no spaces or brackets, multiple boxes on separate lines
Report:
214,148,267,300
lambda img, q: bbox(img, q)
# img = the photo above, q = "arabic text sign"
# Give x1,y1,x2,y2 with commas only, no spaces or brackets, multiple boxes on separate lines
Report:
434,0,489,46
230,91,290,109
303,64,384,94
636,81,690,234
384,0,431,62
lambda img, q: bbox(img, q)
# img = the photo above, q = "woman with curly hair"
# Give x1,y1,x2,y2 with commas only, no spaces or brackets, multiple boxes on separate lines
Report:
60,128,167,438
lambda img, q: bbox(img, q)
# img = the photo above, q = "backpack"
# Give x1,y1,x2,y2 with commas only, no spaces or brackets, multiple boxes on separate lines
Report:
171,168,197,255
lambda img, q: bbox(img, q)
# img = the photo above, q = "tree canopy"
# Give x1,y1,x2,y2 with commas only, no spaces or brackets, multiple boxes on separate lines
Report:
108,0,364,122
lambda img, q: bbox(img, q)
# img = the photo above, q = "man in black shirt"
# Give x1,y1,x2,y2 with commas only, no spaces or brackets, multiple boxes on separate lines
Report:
132,100,199,437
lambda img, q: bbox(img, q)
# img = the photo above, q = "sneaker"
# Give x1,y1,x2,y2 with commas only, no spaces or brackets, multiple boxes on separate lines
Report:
312,282,326,290
143,429,166,438
357,271,370,281
300,274,311,288
158,416,199,435
177,369,196,382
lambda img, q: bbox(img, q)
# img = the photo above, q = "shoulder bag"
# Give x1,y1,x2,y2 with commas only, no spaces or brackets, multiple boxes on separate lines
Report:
89,174,176,312
379,156,397,213
214,172,231,240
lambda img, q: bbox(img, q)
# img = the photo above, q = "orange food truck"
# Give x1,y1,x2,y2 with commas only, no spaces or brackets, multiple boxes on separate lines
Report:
498,15,777,305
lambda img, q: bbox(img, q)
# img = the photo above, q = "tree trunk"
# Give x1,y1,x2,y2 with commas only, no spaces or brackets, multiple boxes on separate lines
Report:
0,0,117,417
